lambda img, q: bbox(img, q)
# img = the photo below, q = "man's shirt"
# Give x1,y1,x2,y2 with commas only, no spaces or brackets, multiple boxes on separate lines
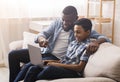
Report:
52,29,70,59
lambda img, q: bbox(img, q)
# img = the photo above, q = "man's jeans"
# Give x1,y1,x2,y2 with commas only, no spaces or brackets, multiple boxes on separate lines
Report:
8,49,30,82
13,53,59,82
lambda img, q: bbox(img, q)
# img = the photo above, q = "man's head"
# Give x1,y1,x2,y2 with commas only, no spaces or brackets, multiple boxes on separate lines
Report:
62,6,78,31
74,18,92,42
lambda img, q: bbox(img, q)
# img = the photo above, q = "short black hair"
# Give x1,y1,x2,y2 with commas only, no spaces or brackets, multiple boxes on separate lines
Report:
74,18,92,32
62,6,78,16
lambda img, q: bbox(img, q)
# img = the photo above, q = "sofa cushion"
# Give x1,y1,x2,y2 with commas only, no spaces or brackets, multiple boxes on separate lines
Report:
22,31,37,49
9,40,23,51
53,77,116,82
84,43,120,82
36,77,116,82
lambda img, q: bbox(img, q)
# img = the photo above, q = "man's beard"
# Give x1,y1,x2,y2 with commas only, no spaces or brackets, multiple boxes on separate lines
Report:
62,25,73,32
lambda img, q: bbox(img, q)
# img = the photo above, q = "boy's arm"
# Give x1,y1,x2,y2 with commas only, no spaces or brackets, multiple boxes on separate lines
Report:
43,60,60,65
47,61,86,72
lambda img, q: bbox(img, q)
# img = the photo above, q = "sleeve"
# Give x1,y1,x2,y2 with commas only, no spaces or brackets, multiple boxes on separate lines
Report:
80,50,90,62
90,30,111,42
34,19,60,43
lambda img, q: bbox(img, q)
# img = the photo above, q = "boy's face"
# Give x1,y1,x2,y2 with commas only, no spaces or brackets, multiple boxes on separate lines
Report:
74,25,90,42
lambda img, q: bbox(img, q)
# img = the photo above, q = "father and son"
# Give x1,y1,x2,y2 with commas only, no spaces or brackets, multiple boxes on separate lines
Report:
8,6,110,82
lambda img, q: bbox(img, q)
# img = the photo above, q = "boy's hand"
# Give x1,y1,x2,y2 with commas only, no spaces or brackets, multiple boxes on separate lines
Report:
86,41,99,54
43,60,60,65
38,37,48,47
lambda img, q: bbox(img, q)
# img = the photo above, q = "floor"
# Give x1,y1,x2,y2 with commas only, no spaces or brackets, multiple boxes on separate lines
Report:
0,67,47,82
0,67,9,82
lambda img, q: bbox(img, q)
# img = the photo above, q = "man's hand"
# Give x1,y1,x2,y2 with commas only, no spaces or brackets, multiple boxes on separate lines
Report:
86,41,99,54
38,37,48,47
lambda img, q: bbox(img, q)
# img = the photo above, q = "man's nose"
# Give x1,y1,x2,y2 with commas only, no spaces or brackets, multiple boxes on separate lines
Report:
63,21,70,26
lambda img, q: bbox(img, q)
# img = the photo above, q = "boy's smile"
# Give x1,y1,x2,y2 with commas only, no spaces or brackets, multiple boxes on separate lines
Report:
74,25,90,42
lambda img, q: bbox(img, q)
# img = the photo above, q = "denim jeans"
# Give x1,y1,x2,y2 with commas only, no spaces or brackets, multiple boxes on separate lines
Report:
24,66,81,82
8,49,30,82
14,53,59,82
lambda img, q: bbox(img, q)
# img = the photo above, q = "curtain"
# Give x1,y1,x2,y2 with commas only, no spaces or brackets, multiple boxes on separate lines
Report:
0,29,5,66
0,0,29,66
0,0,86,67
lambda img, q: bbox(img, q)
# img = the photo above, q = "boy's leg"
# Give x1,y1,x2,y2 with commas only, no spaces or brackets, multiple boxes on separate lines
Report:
14,62,33,82
37,66,81,80
8,49,30,82
24,65,43,82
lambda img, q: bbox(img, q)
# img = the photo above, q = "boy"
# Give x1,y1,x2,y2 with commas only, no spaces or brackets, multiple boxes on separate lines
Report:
22,18,93,82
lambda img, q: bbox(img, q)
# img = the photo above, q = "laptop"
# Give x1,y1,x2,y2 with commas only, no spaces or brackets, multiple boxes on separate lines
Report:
28,44,43,66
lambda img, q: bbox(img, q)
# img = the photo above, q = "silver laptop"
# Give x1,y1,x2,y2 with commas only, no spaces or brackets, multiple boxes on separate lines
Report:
28,44,43,66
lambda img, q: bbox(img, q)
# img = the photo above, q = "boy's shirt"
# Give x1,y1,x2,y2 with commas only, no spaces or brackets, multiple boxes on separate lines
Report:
61,39,90,64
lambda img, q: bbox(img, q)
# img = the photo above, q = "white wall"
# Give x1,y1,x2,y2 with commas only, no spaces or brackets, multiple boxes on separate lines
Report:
24,0,86,18
114,0,120,47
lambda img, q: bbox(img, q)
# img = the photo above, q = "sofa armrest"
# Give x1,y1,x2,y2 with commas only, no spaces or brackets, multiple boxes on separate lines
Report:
9,40,23,51
84,42,120,82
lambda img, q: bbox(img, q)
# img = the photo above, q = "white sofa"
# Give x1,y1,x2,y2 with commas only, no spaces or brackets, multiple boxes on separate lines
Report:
9,32,120,82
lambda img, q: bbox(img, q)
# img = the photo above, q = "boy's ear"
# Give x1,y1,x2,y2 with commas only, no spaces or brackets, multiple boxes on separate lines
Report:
86,30,91,35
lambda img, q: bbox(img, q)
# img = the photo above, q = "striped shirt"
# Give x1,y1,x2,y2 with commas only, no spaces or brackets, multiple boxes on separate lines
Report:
61,39,90,64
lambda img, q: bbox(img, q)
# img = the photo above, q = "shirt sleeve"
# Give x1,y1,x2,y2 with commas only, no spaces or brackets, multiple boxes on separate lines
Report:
90,30,111,42
80,50,90,62
34,19,60,43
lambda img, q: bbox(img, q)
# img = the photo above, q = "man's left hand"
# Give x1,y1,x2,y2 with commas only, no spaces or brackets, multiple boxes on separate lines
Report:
86,41,99,54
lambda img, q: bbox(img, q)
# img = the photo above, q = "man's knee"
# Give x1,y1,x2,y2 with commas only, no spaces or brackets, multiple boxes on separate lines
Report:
28,65,41,72
21,63,33,70
37,66,57,79
8,49,29,59
40,66,55,75
8,50,18,60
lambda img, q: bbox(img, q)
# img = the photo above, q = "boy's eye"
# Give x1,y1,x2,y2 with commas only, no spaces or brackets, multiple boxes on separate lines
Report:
75,31,81,34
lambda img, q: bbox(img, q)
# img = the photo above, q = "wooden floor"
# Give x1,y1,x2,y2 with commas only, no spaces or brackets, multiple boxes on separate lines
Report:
0,67,9,82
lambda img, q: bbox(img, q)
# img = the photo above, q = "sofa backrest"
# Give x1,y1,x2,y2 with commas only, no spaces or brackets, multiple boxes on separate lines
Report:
84,42,120,82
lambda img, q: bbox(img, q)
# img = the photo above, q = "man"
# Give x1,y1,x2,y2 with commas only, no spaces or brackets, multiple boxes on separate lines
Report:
8,5,110,82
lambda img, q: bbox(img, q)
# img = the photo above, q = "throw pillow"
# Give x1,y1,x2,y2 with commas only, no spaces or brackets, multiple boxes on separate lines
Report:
9,40,23,51
84,43,120,82
22,31,37,49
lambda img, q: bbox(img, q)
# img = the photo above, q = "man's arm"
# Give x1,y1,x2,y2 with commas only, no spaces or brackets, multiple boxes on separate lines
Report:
37,36,48,47
87,30,111,54
34,19,60,43
90,30,111,43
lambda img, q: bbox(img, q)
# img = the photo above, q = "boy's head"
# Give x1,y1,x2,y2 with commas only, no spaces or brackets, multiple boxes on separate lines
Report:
74,18,92,42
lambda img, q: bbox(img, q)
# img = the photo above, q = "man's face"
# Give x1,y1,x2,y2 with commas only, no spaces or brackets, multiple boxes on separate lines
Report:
62,14,77,31
74,25,90,42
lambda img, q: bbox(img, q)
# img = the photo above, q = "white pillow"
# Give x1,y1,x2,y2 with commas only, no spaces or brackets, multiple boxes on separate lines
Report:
9,40,23,51
84,43,120,82
22,31,37,49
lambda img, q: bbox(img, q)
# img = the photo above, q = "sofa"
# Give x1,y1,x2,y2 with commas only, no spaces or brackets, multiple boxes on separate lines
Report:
9,31,120,82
